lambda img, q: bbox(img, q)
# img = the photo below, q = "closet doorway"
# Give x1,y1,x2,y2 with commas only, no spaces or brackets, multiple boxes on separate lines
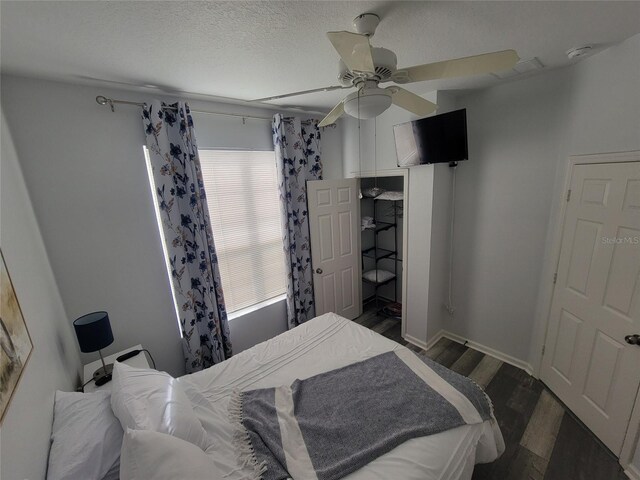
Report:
356,170,409,333
308,170,408,332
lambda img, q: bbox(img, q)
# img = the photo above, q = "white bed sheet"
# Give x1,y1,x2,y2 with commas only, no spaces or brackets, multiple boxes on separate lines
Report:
179,313,504,480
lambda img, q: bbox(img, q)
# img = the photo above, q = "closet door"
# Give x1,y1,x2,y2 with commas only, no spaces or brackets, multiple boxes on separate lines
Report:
307,179,362,319
541,160,640,455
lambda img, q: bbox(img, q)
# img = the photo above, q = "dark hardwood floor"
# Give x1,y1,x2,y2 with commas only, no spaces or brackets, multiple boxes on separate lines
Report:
353,306,628,480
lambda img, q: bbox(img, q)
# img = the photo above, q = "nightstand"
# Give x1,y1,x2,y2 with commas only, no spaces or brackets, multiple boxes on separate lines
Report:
83,344,150,392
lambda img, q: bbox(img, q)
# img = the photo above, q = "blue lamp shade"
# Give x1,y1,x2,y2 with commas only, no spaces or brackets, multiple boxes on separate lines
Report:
73,311,114,353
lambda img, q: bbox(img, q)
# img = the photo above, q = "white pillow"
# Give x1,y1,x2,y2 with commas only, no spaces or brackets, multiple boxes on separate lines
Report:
110,362,212,451
120,429,221,480
362,269,396,283
47,390,123,480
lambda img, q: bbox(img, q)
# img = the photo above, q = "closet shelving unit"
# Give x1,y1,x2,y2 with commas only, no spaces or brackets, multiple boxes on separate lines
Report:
361,196,403,317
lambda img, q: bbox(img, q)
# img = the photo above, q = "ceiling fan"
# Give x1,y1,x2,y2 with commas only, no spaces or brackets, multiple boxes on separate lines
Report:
253,13,519,127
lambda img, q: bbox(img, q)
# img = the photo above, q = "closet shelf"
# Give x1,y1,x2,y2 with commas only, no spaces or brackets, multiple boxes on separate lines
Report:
362,247,402,262
360,180,402,311
374,196,403,202
362,275,396,286
362,221,395,233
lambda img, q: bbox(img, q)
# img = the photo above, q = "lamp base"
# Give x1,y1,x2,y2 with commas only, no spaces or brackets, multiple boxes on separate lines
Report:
92,363,114,382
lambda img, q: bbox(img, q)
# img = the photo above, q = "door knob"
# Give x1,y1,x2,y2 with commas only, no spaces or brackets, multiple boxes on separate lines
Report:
625,334,640,345
316,268,323,274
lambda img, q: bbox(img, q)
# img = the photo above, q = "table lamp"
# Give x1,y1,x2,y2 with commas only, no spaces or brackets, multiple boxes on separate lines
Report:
73,311,114,382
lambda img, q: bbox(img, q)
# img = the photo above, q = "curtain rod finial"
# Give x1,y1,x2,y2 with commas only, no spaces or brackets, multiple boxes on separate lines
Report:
96,95,114,112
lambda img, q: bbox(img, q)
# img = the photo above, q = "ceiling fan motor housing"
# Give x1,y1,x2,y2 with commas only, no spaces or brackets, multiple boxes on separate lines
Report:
338,47,398,86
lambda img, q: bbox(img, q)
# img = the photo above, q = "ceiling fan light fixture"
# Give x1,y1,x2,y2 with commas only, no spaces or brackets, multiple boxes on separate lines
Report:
343,88,392,119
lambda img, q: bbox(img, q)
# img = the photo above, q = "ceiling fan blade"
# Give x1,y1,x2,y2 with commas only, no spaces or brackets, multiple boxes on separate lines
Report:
251,85,349,102
327,31,375,74
387,87,437,117
392,49,519,84
319,101,345,127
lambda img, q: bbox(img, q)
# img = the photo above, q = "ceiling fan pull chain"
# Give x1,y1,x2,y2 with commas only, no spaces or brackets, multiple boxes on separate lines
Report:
374,115,377,189
357,88,362,179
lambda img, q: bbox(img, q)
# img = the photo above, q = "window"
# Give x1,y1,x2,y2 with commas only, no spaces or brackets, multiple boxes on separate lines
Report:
199,149,286,314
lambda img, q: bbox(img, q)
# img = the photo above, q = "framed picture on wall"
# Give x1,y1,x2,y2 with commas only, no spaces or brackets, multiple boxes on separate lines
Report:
0,250,33,423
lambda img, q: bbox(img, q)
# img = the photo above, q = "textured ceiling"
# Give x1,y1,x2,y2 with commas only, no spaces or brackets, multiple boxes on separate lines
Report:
1,1,639,111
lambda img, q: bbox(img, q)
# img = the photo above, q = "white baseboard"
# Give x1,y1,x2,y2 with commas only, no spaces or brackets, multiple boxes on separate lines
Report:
625,465,640,480
423,329,447,351
403,332,430,351
414,329,535,376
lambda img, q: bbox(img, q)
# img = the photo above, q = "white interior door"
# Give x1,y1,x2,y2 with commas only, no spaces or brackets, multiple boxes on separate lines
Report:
308,178,361,319
541,161,640,455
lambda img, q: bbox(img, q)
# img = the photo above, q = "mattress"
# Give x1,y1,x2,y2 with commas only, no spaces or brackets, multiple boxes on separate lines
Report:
178,312,504,480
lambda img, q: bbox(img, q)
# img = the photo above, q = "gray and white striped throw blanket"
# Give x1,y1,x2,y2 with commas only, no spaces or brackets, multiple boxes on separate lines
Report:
229,349,494,480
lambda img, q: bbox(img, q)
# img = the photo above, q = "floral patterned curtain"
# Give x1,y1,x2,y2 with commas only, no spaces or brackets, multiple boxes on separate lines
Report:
142,100,232,372
272,114,323,329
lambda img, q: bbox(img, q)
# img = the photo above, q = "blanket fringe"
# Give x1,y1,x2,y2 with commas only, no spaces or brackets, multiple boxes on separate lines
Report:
466,376,496,420
228,389,268,480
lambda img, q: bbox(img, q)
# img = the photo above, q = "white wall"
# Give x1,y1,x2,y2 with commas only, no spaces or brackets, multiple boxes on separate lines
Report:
566,34,640,156
450,68,572,364
451,33,640,372
403,165,433,346
0,108,83,480
425,163,453,340
0,75,343,376
321,122,343,181
229,298,288,353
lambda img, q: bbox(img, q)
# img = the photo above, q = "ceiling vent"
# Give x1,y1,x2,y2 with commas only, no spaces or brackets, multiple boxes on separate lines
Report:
491,57,544,79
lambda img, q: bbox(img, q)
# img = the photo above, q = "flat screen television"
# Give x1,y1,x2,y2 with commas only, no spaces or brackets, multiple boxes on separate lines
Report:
393,109,468,166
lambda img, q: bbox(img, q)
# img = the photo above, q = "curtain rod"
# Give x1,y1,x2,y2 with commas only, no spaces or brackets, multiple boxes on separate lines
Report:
95,95,320,125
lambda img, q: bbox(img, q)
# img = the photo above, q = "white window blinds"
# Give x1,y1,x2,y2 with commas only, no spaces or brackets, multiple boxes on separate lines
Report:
199,149,286,313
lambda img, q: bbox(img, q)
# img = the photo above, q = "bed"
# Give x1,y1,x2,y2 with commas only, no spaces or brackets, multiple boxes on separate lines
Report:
178,312,504,480
47,312,504,480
